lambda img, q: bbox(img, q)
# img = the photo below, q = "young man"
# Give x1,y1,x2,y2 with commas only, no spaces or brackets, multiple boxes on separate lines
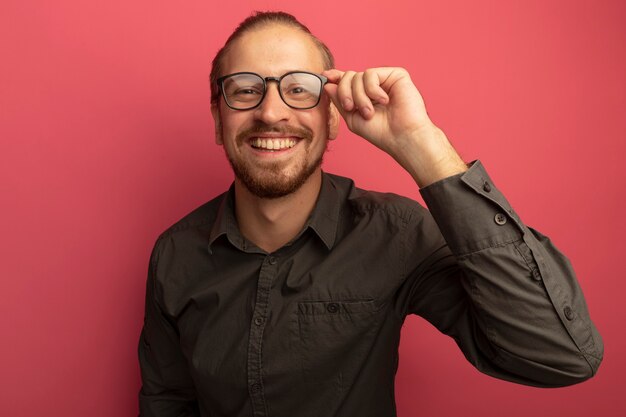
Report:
138,12,603,417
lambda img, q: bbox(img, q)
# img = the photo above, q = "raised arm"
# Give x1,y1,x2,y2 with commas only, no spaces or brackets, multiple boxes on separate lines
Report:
324,66,603,385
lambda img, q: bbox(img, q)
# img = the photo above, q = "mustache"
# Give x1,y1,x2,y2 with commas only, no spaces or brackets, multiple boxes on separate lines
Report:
236,123,313,143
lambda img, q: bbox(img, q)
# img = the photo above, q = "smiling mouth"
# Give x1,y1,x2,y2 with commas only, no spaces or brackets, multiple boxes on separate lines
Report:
250,138,298,150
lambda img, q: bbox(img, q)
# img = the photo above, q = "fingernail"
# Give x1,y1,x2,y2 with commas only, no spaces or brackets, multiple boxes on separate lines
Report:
342,98,352,109
361,107,371,117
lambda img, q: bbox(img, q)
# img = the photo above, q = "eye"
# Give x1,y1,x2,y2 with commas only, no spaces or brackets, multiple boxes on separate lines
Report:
233,87,262,96
284,84,311,96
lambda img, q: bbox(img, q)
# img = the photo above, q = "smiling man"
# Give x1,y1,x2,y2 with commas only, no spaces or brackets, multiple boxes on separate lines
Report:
138,11,603,417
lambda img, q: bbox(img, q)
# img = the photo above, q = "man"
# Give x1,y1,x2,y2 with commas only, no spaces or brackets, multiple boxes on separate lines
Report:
138,11,603,417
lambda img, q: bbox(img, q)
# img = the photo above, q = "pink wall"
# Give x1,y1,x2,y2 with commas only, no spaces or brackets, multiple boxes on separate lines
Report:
1,0,624,416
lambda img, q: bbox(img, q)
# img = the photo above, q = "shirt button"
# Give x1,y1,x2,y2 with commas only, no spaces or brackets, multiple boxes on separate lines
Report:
532,268,542,280
494,213,507,225
326,303,339,313
268,256,277,265
250,383,262,393
564,306,575,320
254,317,264,326
483,182,492,192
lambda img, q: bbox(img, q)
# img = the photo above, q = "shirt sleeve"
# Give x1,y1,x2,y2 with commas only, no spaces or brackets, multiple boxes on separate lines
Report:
138,240,200,416
404,160,603,387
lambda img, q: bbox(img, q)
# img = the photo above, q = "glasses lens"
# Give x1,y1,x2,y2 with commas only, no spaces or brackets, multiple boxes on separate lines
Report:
280,73,323,109
222,73,264,109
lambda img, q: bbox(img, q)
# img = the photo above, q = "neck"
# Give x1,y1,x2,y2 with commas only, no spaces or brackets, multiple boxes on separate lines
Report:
234,169,323,253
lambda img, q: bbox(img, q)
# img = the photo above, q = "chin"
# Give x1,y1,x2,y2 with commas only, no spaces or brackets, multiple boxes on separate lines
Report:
232,161,322,199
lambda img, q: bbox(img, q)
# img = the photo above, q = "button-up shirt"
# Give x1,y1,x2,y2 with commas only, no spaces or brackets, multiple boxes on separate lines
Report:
138,161,603,417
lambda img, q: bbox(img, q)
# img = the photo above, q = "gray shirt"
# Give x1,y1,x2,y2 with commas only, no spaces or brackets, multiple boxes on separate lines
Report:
139,160,603,417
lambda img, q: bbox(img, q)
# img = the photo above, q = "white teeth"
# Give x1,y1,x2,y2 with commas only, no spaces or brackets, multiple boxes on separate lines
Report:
252,138,297,150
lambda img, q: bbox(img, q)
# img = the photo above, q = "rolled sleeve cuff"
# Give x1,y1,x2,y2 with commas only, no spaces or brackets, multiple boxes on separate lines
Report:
419,160,524,255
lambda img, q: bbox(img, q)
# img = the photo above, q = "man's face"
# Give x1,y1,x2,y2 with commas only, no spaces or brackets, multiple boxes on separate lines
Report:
212,24,338,199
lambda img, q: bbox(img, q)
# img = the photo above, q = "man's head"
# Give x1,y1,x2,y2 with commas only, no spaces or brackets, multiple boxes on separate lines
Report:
210,12,334,107
210,12,339,199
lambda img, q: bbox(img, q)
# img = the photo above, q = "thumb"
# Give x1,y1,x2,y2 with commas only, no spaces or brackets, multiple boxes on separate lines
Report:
323,83,350,122
322,69,350,118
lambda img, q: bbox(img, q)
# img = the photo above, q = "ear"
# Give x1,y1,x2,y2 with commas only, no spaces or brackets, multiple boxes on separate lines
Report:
327,102,340,140
211,104,223,145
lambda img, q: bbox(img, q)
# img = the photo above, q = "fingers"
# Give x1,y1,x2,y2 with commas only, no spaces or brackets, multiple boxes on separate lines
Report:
363,70,389,105
323,68,392,120
323,69,344,82
352,73,373,117
339,71,357,112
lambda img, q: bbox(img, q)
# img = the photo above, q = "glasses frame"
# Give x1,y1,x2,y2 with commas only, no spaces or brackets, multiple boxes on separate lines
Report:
216,71,328,111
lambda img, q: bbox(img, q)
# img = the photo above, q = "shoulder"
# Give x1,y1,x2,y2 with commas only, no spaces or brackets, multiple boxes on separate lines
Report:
163,192,226,236
326,172,430,225
151,190,228,257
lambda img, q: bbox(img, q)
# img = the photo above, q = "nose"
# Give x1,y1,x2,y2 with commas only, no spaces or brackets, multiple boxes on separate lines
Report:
254,82,291,125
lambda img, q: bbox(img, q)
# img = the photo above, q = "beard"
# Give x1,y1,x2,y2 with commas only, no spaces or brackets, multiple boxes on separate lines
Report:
225,122,327,199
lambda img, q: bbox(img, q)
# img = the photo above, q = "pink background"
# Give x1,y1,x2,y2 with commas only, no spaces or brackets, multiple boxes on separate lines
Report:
1,0,625,416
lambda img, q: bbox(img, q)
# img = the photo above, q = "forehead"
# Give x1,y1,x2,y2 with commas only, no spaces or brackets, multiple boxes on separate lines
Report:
221,24,325,76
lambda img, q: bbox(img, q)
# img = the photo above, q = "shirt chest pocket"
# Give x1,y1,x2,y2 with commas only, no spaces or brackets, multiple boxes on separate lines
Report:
296,299,385,384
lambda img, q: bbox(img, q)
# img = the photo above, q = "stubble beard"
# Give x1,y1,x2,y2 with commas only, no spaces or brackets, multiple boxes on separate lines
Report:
225,123,327,199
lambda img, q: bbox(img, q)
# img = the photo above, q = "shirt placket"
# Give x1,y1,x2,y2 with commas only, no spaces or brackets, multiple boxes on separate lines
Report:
247,254,278,416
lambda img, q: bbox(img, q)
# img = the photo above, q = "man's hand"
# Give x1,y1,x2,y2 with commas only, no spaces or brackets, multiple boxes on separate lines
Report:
323,67,467,187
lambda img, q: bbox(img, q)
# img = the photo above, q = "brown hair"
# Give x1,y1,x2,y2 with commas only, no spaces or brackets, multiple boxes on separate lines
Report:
209,11,334,105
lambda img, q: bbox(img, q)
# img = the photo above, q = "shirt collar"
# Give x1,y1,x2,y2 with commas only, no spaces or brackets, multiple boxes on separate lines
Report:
305,171,340,250
208,172,341,252
208,183,245,252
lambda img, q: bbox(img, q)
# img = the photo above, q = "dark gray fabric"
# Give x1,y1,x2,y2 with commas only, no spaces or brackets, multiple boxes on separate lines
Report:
138,161,602,417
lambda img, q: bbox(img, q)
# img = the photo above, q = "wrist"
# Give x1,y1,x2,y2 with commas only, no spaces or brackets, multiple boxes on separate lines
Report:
392,125,468,188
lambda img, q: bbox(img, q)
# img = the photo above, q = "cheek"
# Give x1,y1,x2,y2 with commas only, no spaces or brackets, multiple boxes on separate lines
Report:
314,116,332,140
220,114,245,141
302,108,329,132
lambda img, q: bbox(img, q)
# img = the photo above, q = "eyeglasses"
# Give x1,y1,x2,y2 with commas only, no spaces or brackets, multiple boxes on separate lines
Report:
217,71,328,110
